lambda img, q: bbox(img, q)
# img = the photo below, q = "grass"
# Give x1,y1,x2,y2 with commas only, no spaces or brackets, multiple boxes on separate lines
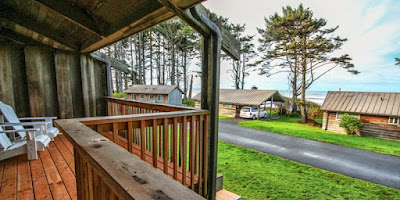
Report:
238,117,400,156
219,115,234,119
218,141,400,199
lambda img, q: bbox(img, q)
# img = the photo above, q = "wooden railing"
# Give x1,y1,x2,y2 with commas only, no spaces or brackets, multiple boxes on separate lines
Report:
106,97,193,115
55,117,205,200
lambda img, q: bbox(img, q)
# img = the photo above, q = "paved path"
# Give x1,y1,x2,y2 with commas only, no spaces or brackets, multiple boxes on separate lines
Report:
218,119,400,189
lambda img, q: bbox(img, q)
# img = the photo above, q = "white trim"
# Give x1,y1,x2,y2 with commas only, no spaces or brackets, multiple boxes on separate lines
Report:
388,117,399,125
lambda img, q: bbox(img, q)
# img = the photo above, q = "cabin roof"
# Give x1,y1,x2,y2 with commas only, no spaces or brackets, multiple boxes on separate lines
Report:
321,91,400,117
193,89,285,106
0,0,203,53
124,85,183,95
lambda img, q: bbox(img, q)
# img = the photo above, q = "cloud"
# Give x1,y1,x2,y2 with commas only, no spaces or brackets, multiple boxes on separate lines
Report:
202,0,400,92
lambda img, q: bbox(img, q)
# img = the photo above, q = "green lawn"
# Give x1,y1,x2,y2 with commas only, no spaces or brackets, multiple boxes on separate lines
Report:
238,117,400,156
218,141,400,199
219,115,234,119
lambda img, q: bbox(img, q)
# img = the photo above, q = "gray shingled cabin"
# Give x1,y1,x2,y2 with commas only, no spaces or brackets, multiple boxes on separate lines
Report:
321,91,400,141
125,85,184,105
193,88,285,118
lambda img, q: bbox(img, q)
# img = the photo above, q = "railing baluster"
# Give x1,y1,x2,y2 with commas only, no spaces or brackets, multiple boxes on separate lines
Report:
113,123,118,144
182,116,187,186
173,117,178,180
198,115,204,196
152,119,158,168
190,116,195,189
128,122,133,153
203,115,209,197
140,120,146,161
163,118,169,175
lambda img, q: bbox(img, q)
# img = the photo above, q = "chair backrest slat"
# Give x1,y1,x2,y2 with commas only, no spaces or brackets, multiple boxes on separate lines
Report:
0,126,12,149
0,102,26,138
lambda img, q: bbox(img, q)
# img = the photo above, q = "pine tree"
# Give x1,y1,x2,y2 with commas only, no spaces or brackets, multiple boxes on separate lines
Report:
396,58,400,66
258,4,359,123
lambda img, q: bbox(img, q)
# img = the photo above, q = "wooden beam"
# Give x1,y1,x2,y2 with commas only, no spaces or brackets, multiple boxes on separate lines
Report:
31,0,104,36
196,5,240,60
91,52,132,74
0,4,80,50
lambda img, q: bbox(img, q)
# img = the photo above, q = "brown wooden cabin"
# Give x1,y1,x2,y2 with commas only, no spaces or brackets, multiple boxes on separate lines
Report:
193,88,285,118
0,0,241,199
321,91,400,141
125,85,184,105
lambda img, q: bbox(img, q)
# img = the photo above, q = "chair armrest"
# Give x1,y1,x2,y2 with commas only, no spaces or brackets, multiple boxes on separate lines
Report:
0,128,40,134
0,121,51,126
19,117,57,121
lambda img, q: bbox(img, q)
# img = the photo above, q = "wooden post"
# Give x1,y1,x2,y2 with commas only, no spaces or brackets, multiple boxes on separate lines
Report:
200,32,221,199
80,55,90,117
270,95,274,118
257,105,261,120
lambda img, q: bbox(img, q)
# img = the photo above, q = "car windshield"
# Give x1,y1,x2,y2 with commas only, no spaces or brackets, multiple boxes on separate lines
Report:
242,108,250,112
251,108,258,112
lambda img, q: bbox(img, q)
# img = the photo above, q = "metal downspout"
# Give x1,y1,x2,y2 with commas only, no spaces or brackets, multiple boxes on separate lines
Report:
190,7,222,200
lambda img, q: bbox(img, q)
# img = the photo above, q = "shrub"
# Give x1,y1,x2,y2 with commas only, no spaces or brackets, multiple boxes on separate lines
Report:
113,92,127,98
182,99,194,107
307,106,323,120
339,114,363,135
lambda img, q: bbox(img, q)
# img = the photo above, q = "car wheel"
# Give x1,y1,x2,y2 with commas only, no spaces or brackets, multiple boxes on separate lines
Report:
252,115,256,120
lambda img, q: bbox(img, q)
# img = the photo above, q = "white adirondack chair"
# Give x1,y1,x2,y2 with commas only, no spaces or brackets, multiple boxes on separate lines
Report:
0,101,59,141
0,126,41,160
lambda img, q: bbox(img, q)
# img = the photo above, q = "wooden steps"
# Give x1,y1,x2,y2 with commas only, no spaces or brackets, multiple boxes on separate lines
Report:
216,189,242,200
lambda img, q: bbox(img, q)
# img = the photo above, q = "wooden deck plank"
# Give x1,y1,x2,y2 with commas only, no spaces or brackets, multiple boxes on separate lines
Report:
47,141,77,200
39,149,71,200
0,160,5,192
29,153,53,200
0,157,17,199
216,189,242,200
53,137,75,174
17,155,34,200
59,134,74,155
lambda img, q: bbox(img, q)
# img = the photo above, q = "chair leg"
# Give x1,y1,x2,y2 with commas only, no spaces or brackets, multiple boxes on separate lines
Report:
27,131,38,160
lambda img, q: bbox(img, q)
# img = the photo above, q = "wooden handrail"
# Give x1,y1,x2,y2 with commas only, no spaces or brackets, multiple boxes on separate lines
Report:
56,99,211,198
55,118,205,200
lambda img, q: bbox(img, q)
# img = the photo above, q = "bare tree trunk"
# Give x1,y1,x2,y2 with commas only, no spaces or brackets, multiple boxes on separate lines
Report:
141,33,146,85
183,51,187,99
130,37,137,84
138,34,143,84
300,41,308,123
157,35,161,85
170,41,176,85
149,30,153,85
241,54,246,89
188,74,193,99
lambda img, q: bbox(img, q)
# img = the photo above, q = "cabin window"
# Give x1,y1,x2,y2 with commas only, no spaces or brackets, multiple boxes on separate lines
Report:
139,94,143,99
336,112,360,120
149,94,154,99
132,94,135,100
158,95,163,101
222,104,232,109
388,117,399,125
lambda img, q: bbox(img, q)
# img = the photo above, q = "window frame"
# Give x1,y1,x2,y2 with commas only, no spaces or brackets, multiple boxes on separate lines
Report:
388,117,400,125
132,94,135,100
157,95,163,101
149,94,154,99
139,94,143,99
222,104,232,109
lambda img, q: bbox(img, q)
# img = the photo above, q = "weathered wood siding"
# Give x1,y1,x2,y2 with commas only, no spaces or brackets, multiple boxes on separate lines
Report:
324,112,400,141
168,88,183,105
0,43,108,119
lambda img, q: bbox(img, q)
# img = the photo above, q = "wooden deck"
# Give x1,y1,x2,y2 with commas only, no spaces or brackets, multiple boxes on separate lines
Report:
0,133,239,200
0,134,76,200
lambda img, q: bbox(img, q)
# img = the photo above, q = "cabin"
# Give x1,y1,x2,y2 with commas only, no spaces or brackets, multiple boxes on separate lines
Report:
0,0,241,199
125,85,184,105
193,87,285,118
321,91,400,141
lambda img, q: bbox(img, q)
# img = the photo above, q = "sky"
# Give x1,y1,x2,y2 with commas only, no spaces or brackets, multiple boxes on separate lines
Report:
189,0,400,93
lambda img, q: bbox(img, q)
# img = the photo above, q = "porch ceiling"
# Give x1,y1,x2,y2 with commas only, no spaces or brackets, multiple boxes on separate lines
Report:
0,0,202,52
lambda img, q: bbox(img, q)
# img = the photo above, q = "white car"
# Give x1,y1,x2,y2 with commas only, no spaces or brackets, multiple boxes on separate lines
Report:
239,107,268,119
